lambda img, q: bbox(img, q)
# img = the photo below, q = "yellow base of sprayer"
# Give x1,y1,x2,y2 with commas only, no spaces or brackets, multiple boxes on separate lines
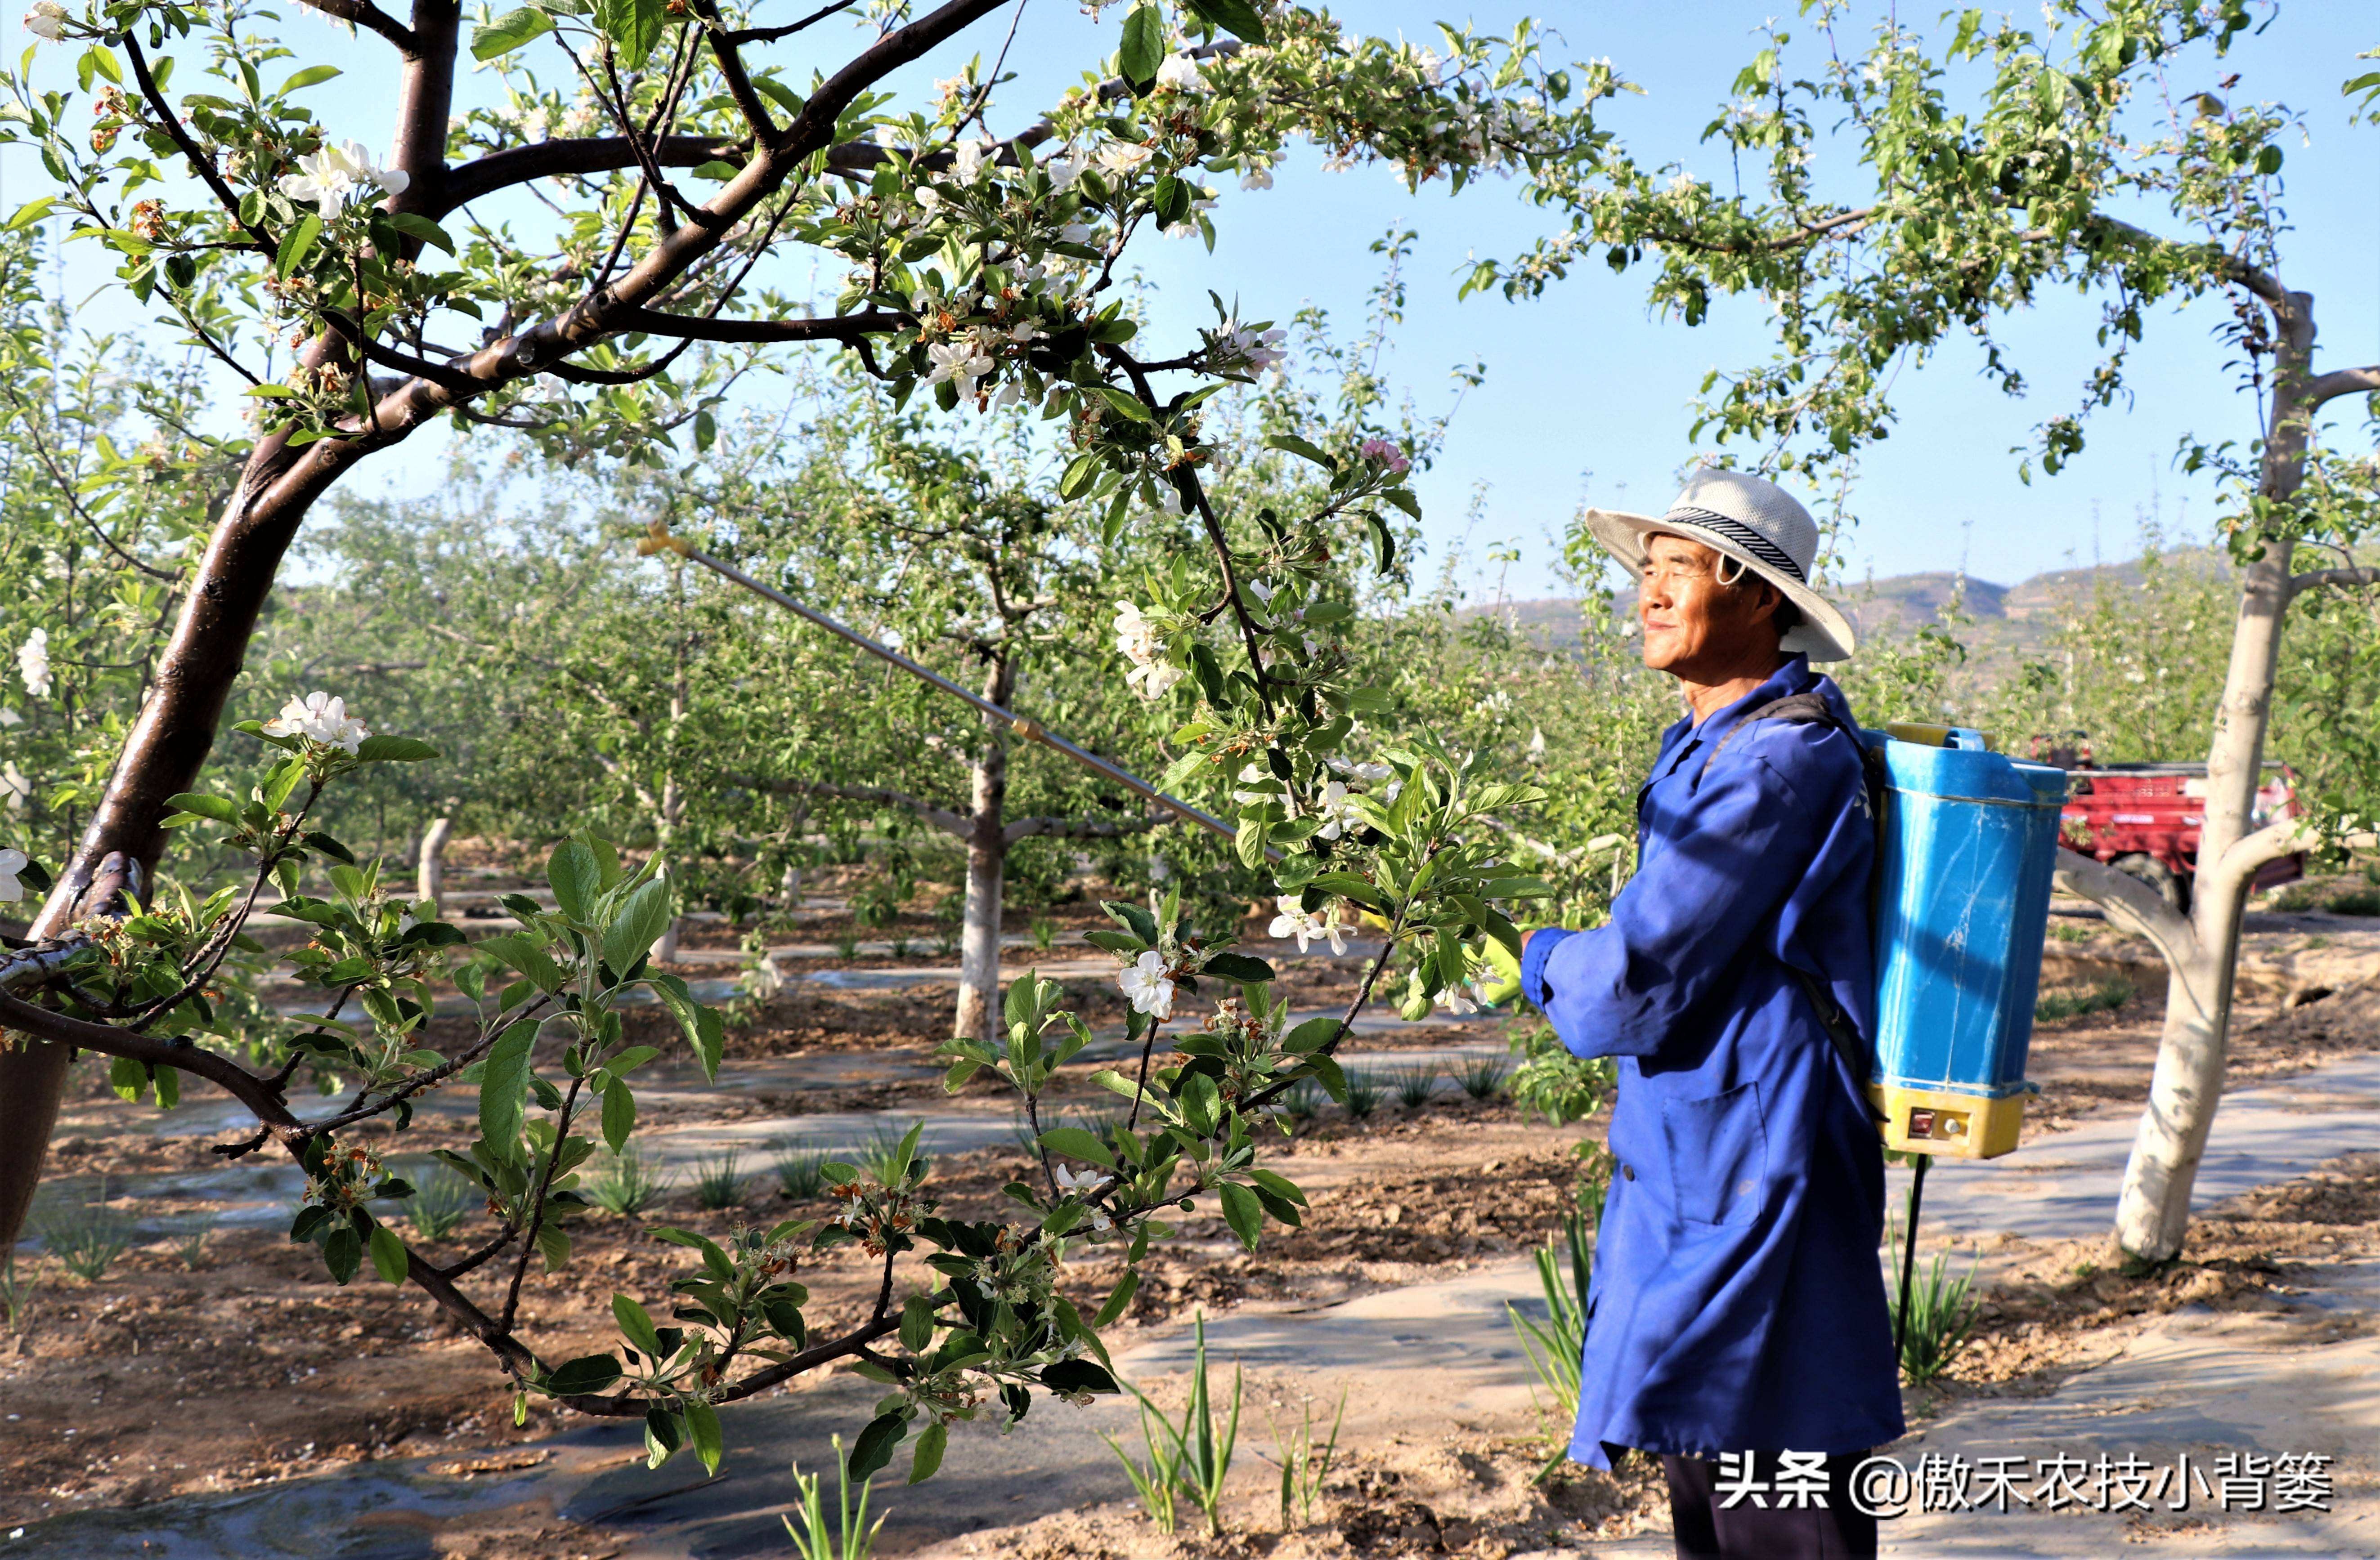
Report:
1868,1083,2027,1159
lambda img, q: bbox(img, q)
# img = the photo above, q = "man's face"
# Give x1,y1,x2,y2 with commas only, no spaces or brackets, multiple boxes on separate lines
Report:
1638,532,1780,678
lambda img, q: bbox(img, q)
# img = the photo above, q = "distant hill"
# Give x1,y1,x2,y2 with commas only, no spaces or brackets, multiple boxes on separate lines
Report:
1472,553,2214,670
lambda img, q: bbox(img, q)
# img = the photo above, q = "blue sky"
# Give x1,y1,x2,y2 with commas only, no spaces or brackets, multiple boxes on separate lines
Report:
6,0,2373,602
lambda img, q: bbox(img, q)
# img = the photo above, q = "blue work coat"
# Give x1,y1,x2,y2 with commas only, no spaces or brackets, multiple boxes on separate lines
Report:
1520,656,1904,1468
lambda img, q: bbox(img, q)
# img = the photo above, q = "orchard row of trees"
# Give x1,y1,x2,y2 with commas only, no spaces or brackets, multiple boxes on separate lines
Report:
0,0,2373,1482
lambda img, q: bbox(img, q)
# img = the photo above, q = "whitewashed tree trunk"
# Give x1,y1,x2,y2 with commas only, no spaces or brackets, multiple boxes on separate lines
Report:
416,814,454,916
953,655,1016,1047
2060,277,2363,1262
650,587,690,966
650,772,684,966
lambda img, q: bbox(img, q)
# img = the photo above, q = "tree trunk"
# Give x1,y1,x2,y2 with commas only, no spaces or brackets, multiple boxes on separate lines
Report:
0,459,333,1248
2109,282,2319,1262
650,773,684,966
953,655,1016,1047
417,814,455,915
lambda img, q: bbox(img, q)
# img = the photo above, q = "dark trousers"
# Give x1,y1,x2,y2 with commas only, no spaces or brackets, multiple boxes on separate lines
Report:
1662,1451,1879,1560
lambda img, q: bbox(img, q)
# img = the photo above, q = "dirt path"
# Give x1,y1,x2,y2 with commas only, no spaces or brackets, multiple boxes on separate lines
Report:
7,916,2380,1556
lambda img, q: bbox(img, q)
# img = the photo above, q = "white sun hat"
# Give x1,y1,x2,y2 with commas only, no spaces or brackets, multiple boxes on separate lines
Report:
1583,467,1858,663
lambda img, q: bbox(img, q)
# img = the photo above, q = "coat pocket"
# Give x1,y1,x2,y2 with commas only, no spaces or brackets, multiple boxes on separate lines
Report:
1659,1081,1768,1226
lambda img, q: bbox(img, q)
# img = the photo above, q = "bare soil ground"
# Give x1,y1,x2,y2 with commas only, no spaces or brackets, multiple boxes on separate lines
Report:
8,901,2380,1551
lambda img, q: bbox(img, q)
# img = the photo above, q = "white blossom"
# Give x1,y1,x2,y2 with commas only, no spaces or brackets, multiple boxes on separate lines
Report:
0,847,22,902
951,136,998,182
1268,896,1348,955
1313,781,1365,841
1127,660,1184,700
1,762,30,814
263,689,370,753
924,339,994,393
1217,322,1287,371
1096,141,1153,177
1044,152,1086,190
1328,757,1392,783
1112,601,1164,665
1528,726,1546,759
1239,165,1273,191
0,707,19,728
1059,221,1096,246
1154,54,1208,93
278,139,411,220
22,0,65,40
1117,949,1176,1018
1434,981,1483,1015
15,629,50,698
1053,1162,1113,1198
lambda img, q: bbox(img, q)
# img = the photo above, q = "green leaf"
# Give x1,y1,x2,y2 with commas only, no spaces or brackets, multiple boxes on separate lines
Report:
593,0,664,69
276,212,322,278
471,5,554,59
546,1352,623,1395
643,1406,682,1468
847,1411,908,1482
384,211,455,255
753,76,804,116
478,1017,541,1154
901,1292,936,1352
3,197,55,234
1264,434,1337,470
1217,1180,1264,1251
479,934,565,992
164,791,241,825
1040,1358,1119,1394
601,876,673,975
1093,384,1152,423
1092,1267,1139,1326
1201,951,1273,983
601,1077,636,1153
1038,1126,1116,1168
613,1292,665,1357
546,841,599,921
368,1223,409,1283
354,734,439,763
279,63,342,91
1183,0,1264,40
1118,3,1165,86
683,1396,723,1474
908,1420,948,1484
322,1225,363,1284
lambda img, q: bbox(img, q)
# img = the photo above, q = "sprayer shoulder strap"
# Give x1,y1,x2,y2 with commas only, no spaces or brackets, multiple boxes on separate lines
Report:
1702,693,1889,1122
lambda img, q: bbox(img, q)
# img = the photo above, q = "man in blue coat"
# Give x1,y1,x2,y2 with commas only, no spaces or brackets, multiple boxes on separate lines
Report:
1521,469,1903,1559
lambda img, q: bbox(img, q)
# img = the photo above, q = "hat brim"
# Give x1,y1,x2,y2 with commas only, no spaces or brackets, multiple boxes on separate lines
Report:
1585,507,1859,663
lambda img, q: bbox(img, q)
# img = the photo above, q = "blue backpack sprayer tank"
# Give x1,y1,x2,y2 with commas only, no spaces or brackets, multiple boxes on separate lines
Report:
1862,722,2068,1354
1706,706,2068,1356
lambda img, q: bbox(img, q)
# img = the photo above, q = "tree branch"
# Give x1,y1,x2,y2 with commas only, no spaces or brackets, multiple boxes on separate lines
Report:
610,306,904,343
724,774,967,839
439,134,755,214
722,0,861,45
296,0,416,49
2051,848,2200,970
1003,812,1173,844
2290,565,2380,599
2307,365,2380,407
119,32,275,255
